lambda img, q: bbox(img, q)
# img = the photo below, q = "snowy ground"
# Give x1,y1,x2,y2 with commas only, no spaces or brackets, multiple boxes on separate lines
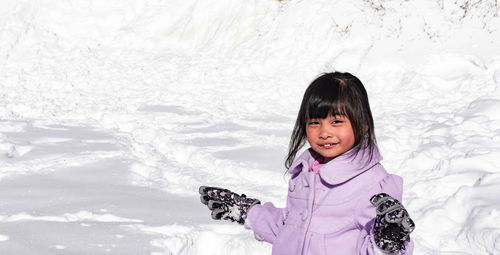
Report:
0,0,499,254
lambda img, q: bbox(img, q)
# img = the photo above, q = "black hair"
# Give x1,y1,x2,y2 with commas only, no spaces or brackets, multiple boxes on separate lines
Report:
285,72,377,169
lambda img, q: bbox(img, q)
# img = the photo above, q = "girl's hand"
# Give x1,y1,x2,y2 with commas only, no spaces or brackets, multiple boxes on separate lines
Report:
199,186,261,225
370,193,415,254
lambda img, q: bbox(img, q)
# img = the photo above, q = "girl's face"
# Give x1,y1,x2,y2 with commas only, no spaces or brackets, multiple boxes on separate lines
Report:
306,114,355,163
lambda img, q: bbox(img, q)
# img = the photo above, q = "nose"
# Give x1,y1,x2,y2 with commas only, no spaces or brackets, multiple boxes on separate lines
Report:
319,124,332,139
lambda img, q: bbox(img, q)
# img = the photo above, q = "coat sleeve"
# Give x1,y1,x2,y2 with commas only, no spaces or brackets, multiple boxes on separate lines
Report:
354,174,414,255
246,202,286,244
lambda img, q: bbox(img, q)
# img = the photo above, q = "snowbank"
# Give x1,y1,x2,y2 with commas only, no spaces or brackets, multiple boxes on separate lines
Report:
0,0,499,254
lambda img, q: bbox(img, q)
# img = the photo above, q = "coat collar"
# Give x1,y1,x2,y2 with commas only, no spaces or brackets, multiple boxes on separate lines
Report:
288,145,382,185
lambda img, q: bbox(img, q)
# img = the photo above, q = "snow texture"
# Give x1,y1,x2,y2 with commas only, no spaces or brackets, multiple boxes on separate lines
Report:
0,0,499,254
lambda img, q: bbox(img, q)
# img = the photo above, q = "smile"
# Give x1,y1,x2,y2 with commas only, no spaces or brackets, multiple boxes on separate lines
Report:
320,143,336,149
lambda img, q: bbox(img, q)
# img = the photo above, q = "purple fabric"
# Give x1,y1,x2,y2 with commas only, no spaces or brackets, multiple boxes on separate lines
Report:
247,146,414,255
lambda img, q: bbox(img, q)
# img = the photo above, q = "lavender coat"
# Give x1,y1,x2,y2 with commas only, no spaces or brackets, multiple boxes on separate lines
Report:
247,146,414,255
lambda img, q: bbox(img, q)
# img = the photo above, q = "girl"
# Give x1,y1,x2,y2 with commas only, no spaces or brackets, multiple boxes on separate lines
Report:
199,72,415,254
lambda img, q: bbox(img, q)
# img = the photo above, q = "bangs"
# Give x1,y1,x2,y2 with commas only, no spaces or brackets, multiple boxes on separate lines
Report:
305,82,349,120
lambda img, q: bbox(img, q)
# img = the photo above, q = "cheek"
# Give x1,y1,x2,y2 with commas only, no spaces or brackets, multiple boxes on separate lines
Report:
305,127,313,140
305,131,314,144
340,128,355,146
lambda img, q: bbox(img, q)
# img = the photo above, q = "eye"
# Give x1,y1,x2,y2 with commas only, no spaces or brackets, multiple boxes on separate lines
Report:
331,115,348,125
307,120,320,125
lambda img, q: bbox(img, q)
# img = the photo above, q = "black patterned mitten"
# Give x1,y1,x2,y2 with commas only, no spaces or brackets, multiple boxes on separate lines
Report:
199,186,261,225
370,193,415,254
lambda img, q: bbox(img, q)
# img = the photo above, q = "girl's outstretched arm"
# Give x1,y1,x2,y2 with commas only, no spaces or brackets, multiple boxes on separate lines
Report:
354,175,415,255
199,186,286,244
246,202,287,244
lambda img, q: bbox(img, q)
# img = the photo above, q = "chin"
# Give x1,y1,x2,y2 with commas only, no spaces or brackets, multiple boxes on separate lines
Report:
319,152,340,160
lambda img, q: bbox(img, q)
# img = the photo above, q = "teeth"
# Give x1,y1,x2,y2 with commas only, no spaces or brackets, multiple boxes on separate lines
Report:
321,143,337,148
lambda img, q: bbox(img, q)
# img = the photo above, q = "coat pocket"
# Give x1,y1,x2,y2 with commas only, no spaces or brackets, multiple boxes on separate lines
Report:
322,223,358,254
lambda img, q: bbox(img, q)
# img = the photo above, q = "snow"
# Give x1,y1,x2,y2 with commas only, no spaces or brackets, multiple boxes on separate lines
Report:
0,0,499,254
